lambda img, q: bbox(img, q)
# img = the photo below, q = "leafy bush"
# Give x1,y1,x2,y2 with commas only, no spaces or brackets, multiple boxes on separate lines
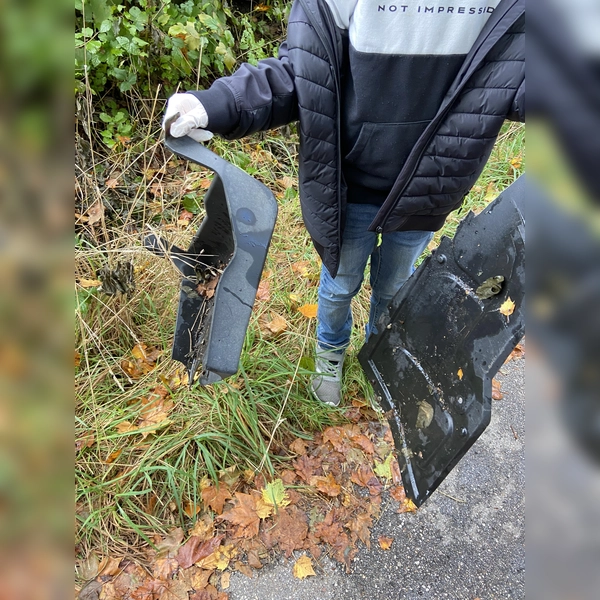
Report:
75,0,290,98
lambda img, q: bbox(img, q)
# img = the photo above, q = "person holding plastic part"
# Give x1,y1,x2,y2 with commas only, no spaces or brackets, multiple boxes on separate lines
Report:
163,0,525,407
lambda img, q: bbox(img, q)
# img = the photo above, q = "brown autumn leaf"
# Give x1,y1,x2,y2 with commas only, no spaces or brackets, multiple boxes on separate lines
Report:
183,500,201,518
201,483,231,515
350,464,377,488
322,426,348,452
75,432,95,453
298,303,318,319
176,534,225,570
217,492,261,539
105,178,119,189
178,209,194,226
270,505,309,557
310,473,341,497
255,279,271,302
155,528,184,558
189,514,215,542
220,572,230,590
293,555,316,580
390,485,407,503
346,512,372,549
289,438,308,455
87,200,105,226
178,566,212,593
291,260,312,277
197,275,219,299
492,378,504,400
504,341,525,364
397,497,418,513
104,448,122,464
293,454,322,483
234,561,254,578
378,535,394,550
152,556,178,580
189,585,228,600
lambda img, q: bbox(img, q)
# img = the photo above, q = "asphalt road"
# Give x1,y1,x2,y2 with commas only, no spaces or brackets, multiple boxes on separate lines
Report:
226,357,525,600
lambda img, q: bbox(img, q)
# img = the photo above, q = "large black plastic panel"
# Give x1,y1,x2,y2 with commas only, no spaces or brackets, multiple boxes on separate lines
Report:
359,176,525,505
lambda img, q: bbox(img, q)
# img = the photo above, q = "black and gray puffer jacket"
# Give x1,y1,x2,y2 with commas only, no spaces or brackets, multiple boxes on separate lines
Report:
192,0,525,277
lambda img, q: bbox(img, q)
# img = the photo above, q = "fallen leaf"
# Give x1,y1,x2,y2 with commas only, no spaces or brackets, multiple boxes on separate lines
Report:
176,534,225,569
293,555,316,580
346,512,372,549
374,453,394,482
197,275,219,299
247,549,263,569
78,552,99,581
78,278,102,288
298,304,318,319
87,200,105,225
492,378,504,400
75,432,95,453
256,279,271,301
178,567,212,593
232,561,253,579
184,500,202,518
310,473,341,497
500,297,516,317
390,485,407,503
105,178,119,189
201,483,231,515
116,421,138,434
270,506,309,557
189,514,215,542
217,493,261,539
293,454,322,483
178,209,194,226
457,368,463,380
104,448,122,464
378,535,394,550
350,465,376,488
289,438,308,455
264,313,288,336
261,479,290,509
155,528,184,558
152,556,178,580
220,572,230,590
504,341,525,364
397,498,417,513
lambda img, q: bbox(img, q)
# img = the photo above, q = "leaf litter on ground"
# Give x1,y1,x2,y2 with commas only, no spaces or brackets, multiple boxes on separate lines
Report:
78,398,421,598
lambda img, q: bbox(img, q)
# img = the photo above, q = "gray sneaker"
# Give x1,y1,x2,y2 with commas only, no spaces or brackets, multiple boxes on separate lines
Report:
311,349,345,407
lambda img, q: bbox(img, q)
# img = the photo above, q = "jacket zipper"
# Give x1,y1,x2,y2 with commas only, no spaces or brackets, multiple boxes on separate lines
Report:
371,0,522,233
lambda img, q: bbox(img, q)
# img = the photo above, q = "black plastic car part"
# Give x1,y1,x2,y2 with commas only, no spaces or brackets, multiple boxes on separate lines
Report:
358,175,525,506
145,130,278,384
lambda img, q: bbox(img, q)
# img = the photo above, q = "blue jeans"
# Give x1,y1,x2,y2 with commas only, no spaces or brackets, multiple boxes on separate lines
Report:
317,203,433,351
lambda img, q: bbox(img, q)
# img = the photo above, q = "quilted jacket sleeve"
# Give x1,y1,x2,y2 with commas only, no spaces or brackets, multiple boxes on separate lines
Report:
188,42,299,139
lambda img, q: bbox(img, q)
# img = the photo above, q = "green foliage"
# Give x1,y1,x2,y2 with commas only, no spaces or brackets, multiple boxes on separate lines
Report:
75,0,290,98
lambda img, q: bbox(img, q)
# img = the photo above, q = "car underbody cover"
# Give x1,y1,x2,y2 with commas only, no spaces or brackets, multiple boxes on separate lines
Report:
358,175,525,506
145,131,278,384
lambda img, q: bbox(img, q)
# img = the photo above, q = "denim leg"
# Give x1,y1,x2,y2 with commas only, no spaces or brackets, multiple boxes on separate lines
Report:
367,229,434,338
317,204,379,351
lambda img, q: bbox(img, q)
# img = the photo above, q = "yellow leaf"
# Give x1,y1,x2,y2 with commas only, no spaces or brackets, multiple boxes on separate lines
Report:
298,304,318,319
116,421,137,434
255,496,273,520
264,313,288,336
499,297,516,317
374,453,394,482
293,555,315,579
261,479,290,509
457,368,463,380
378,535,394,550
79,278,102,288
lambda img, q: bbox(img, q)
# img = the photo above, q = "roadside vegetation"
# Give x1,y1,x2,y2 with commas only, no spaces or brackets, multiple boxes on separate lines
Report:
75,1,524,595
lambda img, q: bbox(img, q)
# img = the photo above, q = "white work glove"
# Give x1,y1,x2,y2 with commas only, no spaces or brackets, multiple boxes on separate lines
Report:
163,93,213,143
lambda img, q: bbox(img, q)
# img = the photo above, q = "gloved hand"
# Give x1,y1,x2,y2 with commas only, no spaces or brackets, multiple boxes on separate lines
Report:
163,93,213,142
